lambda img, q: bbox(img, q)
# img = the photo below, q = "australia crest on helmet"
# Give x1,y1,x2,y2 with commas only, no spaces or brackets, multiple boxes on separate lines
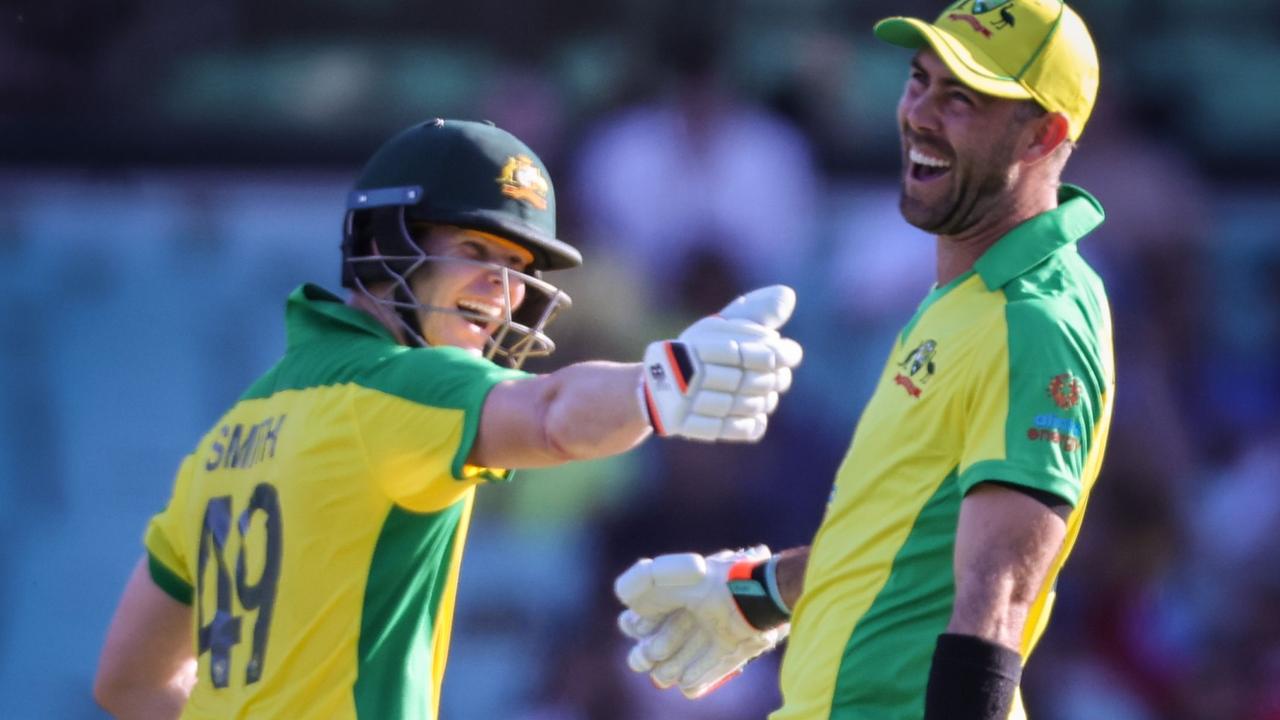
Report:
496,155,550,210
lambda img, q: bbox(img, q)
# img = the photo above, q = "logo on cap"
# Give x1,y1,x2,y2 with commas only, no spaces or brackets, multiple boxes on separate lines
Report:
948,0,1015,38
496,155,550,210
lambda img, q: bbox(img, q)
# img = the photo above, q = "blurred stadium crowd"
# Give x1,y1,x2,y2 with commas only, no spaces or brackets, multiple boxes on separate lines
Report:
2,0,1279,718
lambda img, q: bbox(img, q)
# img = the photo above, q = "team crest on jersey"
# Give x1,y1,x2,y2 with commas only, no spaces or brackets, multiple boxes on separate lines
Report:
946,0,1015,38
894,339,938,399
1047,372,1083,410
496,155,550,210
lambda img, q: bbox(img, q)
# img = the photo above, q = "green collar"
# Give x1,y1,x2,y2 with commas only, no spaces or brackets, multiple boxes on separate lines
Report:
973,184,1105,291
285,283,398,347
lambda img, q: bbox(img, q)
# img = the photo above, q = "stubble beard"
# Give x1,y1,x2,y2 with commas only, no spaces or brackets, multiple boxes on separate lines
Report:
899,144,1019,237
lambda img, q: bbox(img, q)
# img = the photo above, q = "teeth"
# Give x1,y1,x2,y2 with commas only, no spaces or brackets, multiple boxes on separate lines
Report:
909,148,951,168
458,299,501,318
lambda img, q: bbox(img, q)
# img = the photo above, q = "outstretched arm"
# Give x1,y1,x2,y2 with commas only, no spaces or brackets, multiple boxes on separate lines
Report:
472,361,650,468
471,286,803,469
95,557,196,720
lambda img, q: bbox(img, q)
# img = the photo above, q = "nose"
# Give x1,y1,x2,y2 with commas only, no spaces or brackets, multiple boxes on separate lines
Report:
487,267,527,309
900,90,940,136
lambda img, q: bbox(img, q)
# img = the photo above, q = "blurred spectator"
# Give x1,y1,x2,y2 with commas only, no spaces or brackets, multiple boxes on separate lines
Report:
571,1,820,310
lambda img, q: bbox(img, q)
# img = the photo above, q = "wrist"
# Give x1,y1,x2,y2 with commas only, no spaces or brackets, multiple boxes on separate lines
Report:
636,363,661,435
727,555,791,631
923,633,1022,720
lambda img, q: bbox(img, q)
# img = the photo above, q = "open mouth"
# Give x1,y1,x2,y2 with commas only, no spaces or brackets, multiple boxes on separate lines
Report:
909,147,952,182
457,299,502,331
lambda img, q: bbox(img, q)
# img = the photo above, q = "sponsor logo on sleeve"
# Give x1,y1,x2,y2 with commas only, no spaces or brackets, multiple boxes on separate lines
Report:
1047,372,1083,410
1026,414,1082,452
1028,372,1087,451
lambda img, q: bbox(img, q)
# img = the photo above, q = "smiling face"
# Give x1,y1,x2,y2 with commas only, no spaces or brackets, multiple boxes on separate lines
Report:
409,225,535,355
897,48,1041,236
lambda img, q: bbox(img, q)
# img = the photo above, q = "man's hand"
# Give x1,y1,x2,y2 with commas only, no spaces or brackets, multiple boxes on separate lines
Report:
641,285,803,442
614,548,789,699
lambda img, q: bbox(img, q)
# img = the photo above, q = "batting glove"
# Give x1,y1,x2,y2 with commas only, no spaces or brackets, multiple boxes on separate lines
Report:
614,547,790,699
640,285,803,442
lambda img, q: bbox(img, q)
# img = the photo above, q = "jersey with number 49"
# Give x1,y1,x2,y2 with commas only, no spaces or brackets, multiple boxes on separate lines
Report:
144,284,523,720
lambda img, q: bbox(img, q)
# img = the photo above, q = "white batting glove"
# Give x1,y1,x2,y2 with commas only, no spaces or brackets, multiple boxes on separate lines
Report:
640,285,803,442
614,547,790,699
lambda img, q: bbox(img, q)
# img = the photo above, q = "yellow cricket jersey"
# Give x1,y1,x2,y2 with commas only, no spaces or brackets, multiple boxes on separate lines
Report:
774,186,1114,720
144,284,526,719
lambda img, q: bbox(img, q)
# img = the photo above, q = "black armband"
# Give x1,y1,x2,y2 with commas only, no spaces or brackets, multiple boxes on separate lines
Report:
726,557,791,631
923,633,1022,720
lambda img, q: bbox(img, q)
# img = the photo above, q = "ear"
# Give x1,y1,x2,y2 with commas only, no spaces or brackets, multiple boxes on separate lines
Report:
1024,112,1070,163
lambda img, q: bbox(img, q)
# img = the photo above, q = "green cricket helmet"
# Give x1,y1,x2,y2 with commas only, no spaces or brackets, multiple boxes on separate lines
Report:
342,119,582,368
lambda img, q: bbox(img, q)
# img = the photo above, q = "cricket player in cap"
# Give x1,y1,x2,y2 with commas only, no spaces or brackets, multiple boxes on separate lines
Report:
93,118,803,719
614,2,1115,718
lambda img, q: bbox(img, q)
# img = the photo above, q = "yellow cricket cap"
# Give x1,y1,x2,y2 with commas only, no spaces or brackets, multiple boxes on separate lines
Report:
874,0,1099,141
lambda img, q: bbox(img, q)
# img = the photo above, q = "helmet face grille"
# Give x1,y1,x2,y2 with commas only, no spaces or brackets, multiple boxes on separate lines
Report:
345,223,572,369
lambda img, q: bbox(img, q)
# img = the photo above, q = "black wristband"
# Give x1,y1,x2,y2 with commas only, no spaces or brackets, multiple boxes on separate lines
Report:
923,633,1022,720
727,559,791,631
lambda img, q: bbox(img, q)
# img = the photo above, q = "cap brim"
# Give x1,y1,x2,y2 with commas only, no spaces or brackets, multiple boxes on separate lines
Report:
874,17,1033,102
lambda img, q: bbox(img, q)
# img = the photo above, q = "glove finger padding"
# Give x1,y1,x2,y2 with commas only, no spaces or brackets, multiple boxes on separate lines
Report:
685,393,768,419
614,553,706,614
619,608,665,640
641,610,698,664
679,647,746,698
628,641,656,673
651,628,712,688
697,365,745,394
716,415,766,442
771,337,804,370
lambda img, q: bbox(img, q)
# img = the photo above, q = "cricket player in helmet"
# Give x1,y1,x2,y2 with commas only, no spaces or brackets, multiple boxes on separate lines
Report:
94,118,804,719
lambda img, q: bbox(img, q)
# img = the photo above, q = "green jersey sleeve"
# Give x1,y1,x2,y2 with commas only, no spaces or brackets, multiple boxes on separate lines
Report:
958,301,1107,507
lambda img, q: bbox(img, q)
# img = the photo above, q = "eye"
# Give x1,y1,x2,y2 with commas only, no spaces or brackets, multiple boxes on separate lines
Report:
458,240,486,259
948,90,974,106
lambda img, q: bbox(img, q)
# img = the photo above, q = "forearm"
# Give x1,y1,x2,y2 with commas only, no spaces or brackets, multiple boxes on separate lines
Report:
921,484,1068,720
541,361,651,461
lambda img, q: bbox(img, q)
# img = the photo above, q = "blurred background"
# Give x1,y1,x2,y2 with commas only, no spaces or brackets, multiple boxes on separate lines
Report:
3,0,1279,717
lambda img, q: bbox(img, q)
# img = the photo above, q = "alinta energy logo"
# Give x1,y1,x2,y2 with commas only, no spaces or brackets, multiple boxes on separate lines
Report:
894,339,938,399
1028,372,1086,451
1026,414,1083,452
